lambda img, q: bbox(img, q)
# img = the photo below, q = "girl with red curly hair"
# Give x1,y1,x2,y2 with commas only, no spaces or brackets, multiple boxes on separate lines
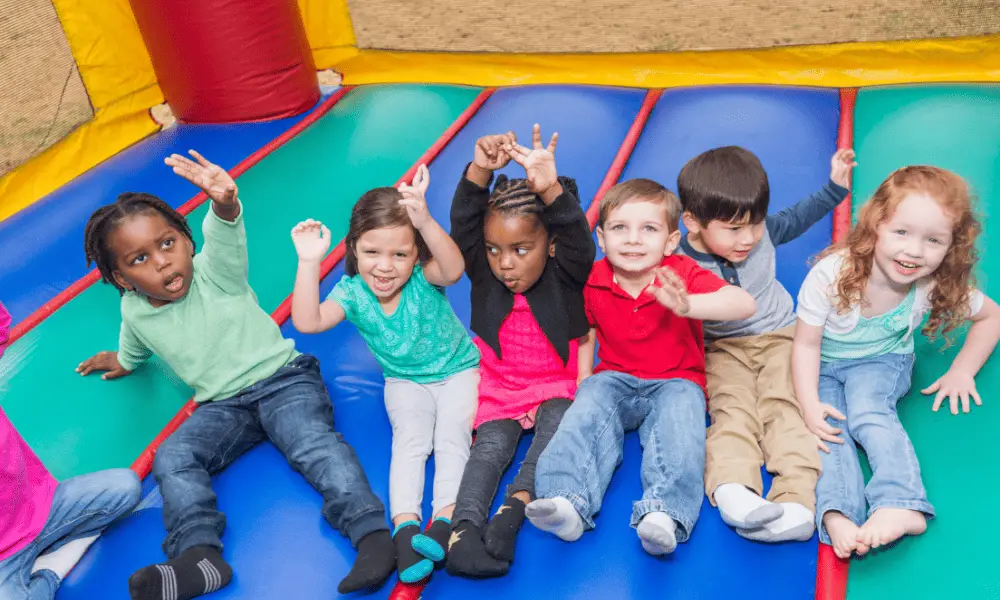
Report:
790,165,1000,560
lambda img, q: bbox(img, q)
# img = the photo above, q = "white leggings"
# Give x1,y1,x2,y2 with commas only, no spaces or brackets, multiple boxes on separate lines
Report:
383,368,478,520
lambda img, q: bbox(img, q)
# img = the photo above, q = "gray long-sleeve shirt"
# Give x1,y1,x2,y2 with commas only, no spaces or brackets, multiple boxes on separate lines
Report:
676,180,849,341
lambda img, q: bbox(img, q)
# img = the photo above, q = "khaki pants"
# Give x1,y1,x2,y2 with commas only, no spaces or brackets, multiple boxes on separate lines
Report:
704,325,820,511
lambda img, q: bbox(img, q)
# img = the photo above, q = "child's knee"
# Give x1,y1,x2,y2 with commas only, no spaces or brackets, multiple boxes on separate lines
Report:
105,468,142,508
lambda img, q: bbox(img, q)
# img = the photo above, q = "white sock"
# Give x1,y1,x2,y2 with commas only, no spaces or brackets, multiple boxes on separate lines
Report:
524,497,584,542
636,512,677,556
737,502,815,543
31,535,99,580
713,483,783,529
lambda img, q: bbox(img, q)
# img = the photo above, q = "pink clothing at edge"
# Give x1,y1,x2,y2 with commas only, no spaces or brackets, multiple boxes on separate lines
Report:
473,294,578,429
0,301,60,561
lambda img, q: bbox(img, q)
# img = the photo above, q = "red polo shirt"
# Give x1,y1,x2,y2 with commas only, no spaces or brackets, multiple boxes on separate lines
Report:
584,255,727,390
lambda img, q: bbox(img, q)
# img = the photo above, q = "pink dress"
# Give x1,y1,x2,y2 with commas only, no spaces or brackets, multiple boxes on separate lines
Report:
0,303,58,561
473,294,578,429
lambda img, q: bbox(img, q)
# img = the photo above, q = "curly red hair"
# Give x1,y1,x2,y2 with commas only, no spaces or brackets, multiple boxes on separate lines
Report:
819,165,981,344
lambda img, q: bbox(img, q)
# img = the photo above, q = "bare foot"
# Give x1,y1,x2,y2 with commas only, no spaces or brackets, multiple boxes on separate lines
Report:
823,512,864,559
857,508,927,551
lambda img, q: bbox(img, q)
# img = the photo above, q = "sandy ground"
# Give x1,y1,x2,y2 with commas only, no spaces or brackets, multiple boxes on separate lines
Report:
2,0,998,176
346,0,1000,52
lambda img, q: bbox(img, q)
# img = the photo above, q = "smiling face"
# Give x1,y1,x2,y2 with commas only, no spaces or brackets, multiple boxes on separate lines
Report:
871,192,955,287
353,225,420,304
684,213,766,263
483,211,553,294
108,212,194,307
597,198,680,275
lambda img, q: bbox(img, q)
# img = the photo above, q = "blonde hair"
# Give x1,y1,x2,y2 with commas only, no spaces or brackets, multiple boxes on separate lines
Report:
599,178,681,231
819,165,980,344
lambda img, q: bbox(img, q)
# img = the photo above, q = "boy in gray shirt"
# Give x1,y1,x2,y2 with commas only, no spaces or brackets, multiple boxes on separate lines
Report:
675,146,855,542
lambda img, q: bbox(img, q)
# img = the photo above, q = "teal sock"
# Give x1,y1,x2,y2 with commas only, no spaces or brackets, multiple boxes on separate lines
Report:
392,521,433,583
411,517,452,564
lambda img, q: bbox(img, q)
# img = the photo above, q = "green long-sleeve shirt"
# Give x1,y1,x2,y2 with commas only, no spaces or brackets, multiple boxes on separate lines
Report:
117,202,297,402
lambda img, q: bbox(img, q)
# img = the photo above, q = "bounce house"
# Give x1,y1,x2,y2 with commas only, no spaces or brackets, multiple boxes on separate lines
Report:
0,1,998,598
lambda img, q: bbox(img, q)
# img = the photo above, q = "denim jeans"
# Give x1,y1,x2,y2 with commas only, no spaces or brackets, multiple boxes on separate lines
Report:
535,371,707,541
453,398,571,528
0,469,140,600
815,352,934,545
152,354,387,557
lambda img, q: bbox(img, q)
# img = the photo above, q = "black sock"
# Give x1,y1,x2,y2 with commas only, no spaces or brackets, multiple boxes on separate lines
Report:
411,517,452,564
338,530,396,593
392,521,433,584
128,545,232,600
484,496,527,562
445,521,510,579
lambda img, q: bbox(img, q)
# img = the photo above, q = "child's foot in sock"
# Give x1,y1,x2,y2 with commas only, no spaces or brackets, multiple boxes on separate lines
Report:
445,521,510,579
392,521,433,584
713,483,783,530
636,512,678,556
411,517,452,564
525,497,583,542
338,530,396,593
736,502,815,543
483,497,526,562
128,545,232,600
823,511,866,559
32,534,99,580
856,508,926,552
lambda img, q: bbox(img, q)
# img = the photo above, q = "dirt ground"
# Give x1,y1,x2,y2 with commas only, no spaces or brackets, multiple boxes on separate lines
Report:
2,0,999,177
0,0,91,176
346,0,1000,52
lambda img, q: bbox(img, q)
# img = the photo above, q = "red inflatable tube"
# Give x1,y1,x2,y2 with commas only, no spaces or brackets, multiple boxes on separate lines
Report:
128,0,319,123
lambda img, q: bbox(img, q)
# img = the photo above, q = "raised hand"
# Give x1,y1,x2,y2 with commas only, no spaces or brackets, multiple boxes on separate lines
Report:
291,219,332,262
473,131,517,172
803,403,847,453
398,164,432,229
830,148,858,189
76,351,131,380
165,150,238,207
505,124,558,195
651,266,690,316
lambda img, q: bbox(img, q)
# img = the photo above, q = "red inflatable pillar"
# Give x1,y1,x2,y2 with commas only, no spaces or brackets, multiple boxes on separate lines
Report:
129,0,320,123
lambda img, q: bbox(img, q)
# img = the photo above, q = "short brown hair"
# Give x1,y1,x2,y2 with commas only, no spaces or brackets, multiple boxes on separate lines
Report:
598,178,681,230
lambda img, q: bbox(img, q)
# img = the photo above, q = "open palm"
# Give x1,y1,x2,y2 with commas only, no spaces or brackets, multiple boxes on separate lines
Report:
166,150,238,205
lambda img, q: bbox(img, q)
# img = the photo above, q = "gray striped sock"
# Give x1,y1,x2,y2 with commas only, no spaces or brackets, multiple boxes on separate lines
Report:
129,546,232,600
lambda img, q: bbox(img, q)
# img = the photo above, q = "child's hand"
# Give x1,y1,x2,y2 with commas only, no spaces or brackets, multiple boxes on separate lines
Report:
651,266,690,316
506,124,559,196
398,164,432,230
922,368,982,415
166,150,238,207
803,403,846,453
829,148,857,189
291,219,332,262
76,351,131,380
473,132,516,172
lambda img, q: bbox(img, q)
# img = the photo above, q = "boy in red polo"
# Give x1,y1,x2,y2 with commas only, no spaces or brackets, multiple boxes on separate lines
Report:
525,179,756,555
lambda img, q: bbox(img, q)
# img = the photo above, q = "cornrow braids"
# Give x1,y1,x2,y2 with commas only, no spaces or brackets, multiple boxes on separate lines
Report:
84,192,195,295
486,175,580,226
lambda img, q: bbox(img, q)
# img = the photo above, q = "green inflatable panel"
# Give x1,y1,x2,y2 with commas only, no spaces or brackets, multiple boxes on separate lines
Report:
0,84,482,480
848,84,1000,600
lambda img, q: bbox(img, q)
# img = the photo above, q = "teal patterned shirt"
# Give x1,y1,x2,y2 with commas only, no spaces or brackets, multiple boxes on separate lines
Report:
329,264,479,382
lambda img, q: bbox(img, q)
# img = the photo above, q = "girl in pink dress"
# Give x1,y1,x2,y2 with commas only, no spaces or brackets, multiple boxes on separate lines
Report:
446,126,595,577
0,301,141,600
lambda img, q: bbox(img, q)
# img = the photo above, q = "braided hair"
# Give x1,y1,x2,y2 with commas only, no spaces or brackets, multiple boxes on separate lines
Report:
486,175,579,232
84,192,194,295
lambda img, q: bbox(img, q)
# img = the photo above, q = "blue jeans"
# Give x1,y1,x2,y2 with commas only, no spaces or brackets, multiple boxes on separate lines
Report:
153,354,387,557
815,352,934,545
0,469,140,600
535,371,707,541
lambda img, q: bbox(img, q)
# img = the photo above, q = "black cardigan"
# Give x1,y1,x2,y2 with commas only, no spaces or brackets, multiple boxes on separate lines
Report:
450,170,596,365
